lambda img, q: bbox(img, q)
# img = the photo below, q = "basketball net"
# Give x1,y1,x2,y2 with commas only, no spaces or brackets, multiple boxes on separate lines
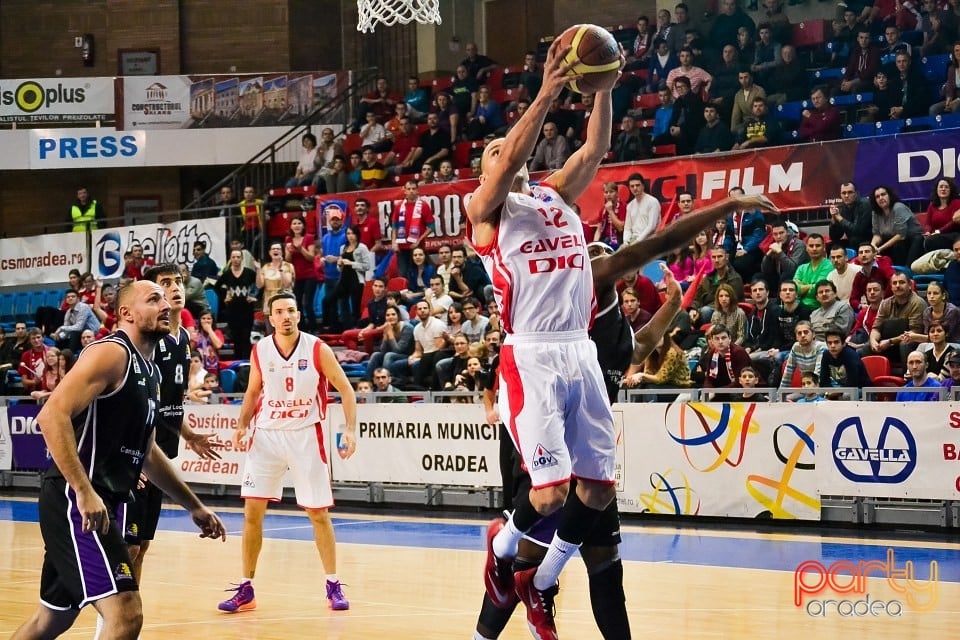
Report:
357,0,441,33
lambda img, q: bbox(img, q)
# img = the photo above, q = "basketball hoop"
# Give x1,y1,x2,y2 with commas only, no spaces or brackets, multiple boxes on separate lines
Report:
357,0,441,33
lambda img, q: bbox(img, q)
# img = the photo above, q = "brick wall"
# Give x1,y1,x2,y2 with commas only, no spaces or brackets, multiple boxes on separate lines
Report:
0,0,180,77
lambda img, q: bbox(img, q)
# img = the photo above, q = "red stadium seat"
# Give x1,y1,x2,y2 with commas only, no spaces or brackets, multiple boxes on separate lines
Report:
632,93,660,112
792,20,830,49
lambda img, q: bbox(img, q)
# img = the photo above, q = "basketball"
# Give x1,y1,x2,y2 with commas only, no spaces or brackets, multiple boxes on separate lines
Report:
555,24,621,95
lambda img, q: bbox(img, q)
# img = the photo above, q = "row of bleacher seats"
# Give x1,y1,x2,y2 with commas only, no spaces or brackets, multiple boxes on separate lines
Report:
0,290,61,332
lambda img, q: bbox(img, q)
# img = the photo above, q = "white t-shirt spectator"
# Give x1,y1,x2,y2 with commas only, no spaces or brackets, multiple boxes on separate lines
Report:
624,193,662,244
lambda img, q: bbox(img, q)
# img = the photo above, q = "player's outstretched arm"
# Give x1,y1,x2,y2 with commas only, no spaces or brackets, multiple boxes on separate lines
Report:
317,342,358,459
633,264,683,364
466,38,575,232
36,341,127,535
142,439,226,541
591,194,779,289
550,88,616,204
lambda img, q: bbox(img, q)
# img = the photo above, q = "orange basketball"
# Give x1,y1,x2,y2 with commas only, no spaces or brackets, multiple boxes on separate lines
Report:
554,24,621,95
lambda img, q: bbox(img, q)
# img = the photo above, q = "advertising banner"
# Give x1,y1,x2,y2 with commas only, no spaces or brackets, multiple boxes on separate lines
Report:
6,404,50,471
855,129,960,202
816,402,960,500
172,403,251,485
616,402,820,520
28,129,145,170
0,407,12,471
0,77,114,123
302,139,859,247
90,218,226,280
118,71,349,130
0,232,87,286
329,403,502,486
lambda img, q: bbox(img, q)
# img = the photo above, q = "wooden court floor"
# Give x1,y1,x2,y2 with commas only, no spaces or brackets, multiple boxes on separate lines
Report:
1,500,959,639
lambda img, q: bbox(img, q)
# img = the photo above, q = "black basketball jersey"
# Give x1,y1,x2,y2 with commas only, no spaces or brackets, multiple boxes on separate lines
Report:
589,295,635,404
154,326,191,458
44,330,160,503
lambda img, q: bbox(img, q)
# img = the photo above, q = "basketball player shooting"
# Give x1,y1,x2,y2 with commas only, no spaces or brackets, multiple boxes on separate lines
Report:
466,32,625,639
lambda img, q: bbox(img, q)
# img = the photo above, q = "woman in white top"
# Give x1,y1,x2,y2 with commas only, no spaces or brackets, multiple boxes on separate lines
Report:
286,133,319,187
331,226,374,329
256,242,295,314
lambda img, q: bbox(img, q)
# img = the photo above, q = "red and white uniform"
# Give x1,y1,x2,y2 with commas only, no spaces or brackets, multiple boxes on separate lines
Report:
470,183,615,488
241,333,333,508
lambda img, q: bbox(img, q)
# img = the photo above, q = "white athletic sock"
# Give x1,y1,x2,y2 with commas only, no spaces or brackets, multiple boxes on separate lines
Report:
241,577,253,586
473,631,495,640
93,613,104,640
325,574,340,584
491,515,524,559
534,533,580,591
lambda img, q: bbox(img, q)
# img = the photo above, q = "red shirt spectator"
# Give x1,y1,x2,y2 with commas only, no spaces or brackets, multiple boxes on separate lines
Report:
924,181,960,234
18,330,47,391
799,89,842,142
354,199,383,252
123,244,155,280
285,219,317,282
617,273,660,315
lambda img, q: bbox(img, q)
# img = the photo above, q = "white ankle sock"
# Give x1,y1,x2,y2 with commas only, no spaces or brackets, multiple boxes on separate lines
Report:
534,534,580,590
326,574,339,584
491,516,523,559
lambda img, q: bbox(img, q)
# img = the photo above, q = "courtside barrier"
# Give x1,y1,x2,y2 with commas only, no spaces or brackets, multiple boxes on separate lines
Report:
3,399,959,522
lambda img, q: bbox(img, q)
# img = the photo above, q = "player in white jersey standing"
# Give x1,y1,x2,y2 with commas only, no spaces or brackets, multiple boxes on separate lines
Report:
467,37,624,639
218,292,357,614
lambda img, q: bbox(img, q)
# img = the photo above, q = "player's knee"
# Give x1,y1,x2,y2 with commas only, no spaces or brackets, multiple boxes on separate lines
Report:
530,483,567,515
579,481,615,510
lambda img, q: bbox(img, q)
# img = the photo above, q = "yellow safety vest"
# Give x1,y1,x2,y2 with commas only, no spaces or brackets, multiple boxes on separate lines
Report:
71,200,99,232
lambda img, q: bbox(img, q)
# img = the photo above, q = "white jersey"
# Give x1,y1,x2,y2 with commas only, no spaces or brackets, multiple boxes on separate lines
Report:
251,332,328,431
471,184,596,335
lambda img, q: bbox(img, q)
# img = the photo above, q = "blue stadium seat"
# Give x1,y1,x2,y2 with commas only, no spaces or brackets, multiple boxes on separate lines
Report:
219,368,237,393
904,115,935,129
776,100,809,123
12,292,31,323
830,92,872,107
844,123,877,138
875,119,904,136
28,291,46,318
922,54,950,83
935,113,960,130
204,288,218,318
641,260,667,284
44,289,63,308
0,293,15,331
811,67,844,83
845,248,856,261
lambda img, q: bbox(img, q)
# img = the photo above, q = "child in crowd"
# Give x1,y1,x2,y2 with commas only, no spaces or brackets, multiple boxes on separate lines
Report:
731,366,768,402
795,372,824,403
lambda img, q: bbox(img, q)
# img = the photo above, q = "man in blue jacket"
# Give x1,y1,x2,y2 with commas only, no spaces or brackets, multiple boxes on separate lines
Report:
727,186,768,276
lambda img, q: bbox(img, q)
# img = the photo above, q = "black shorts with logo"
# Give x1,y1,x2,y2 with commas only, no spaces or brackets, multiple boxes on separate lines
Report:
122,483,164,545
38,477,138,610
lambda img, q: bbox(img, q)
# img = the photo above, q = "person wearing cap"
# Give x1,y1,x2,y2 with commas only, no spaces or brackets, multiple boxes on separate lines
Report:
319,205,349,332
940,353,960,394
623,173,661,245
